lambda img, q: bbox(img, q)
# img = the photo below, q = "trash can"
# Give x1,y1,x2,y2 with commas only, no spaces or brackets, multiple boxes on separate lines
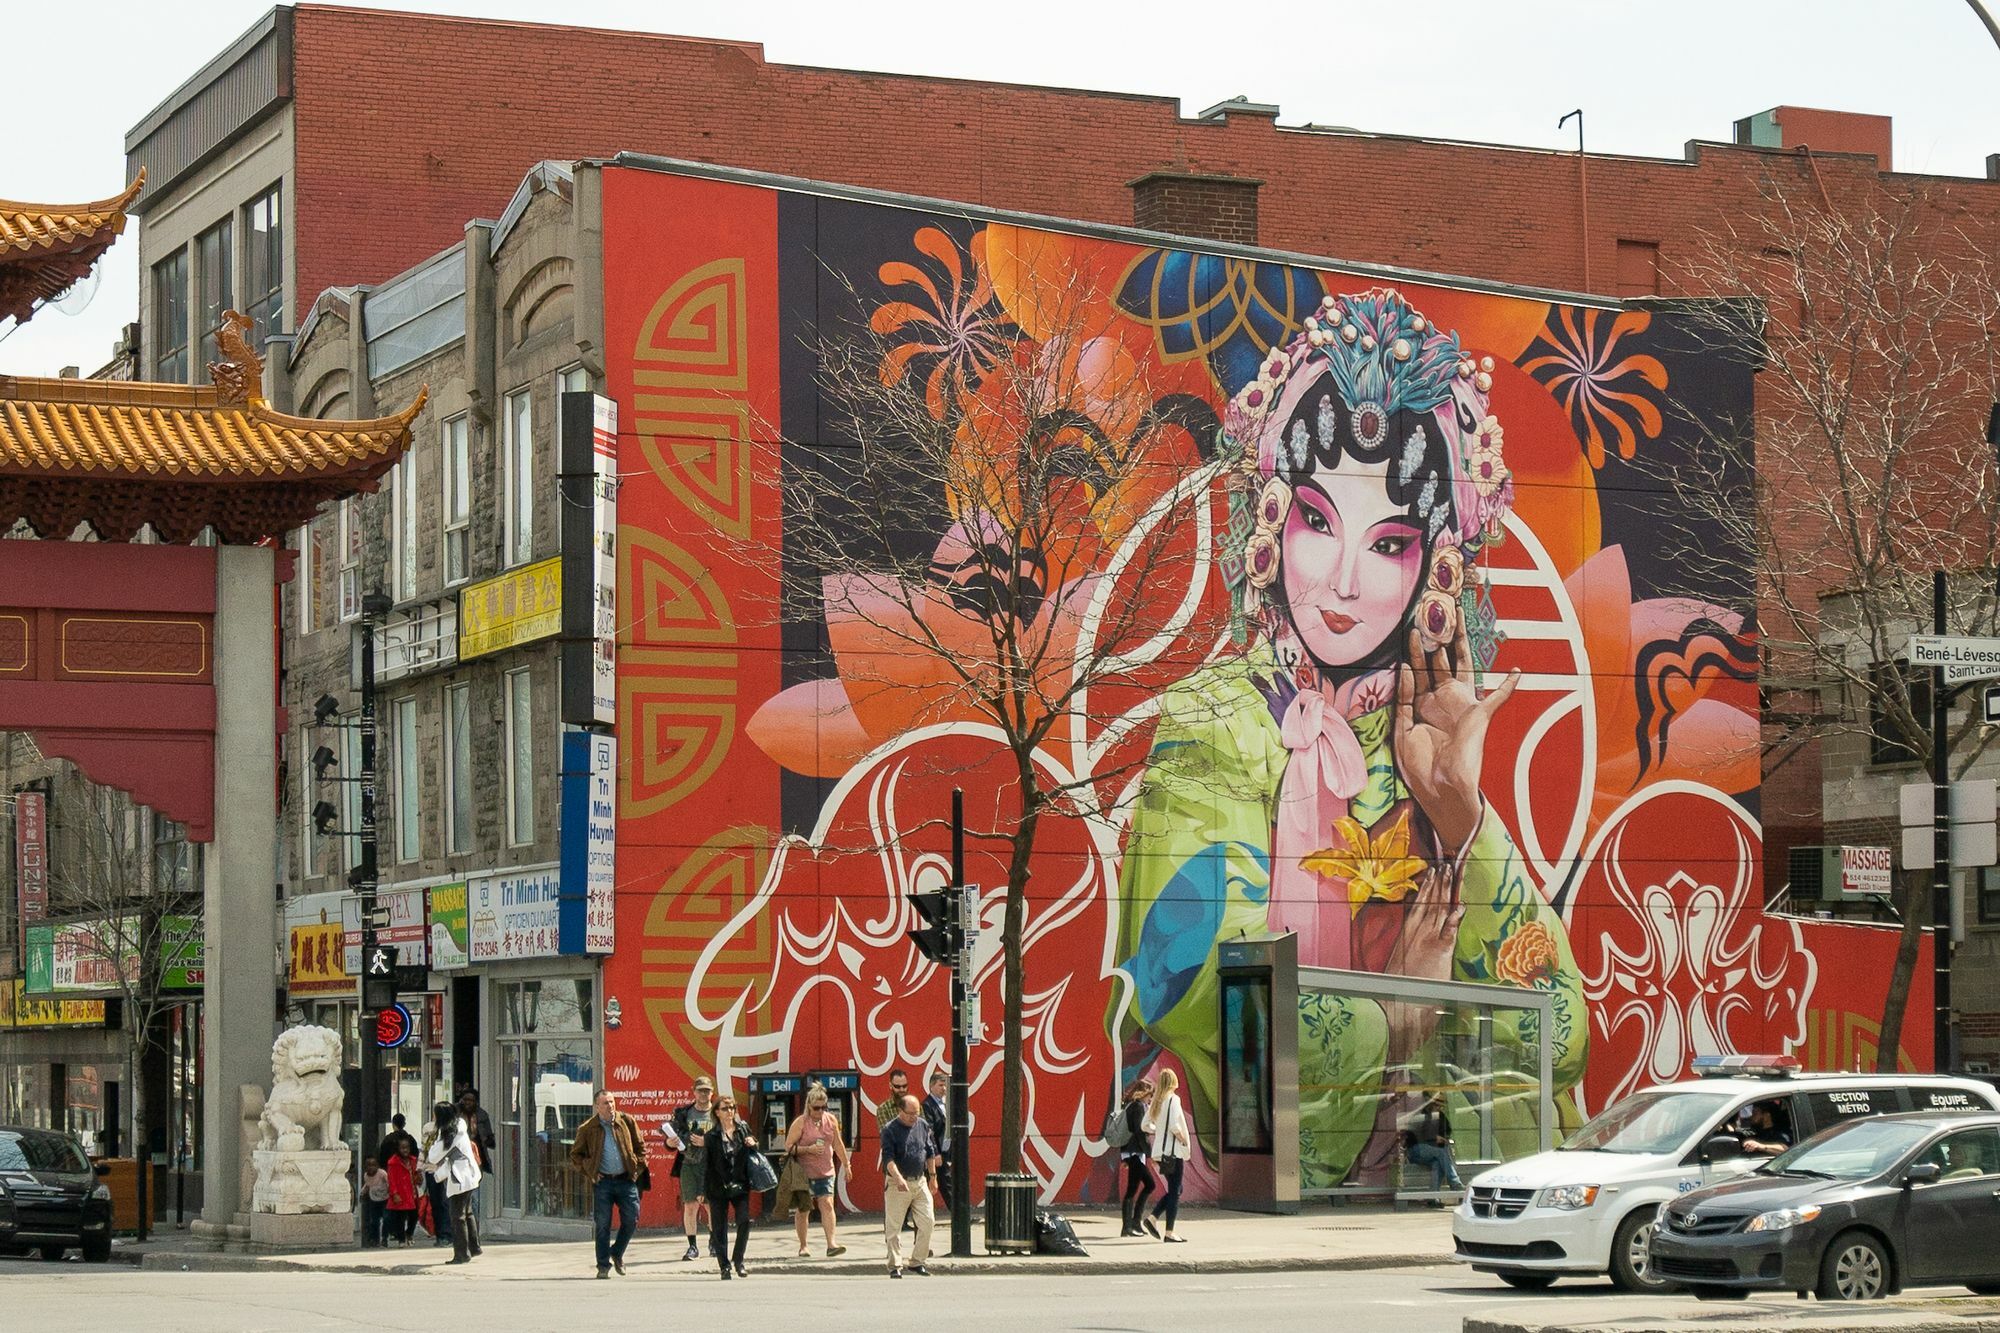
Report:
983,1172,1038,1254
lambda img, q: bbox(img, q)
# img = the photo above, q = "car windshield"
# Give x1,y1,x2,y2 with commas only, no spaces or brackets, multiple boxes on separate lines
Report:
1759,1118,1938,1181
0,1130,89,1173
1561,1090,1732,1154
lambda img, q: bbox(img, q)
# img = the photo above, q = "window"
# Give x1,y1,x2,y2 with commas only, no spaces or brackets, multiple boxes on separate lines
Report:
299,726,320,877
152,250,189,382
340,717,362,873
1912,1126,2000,1181
296,523,317,632
338,499,361,622
1868,662,1929,766
442,415,470,585
392,445,420,602
395,696,419,863
504,668,534,846
445,682,472,854
1614,239,1661,298
558,365,589,396
1980,868,2000,925
152,812,200,898
195,218,233,369
503,388,533,567
244,185,283,346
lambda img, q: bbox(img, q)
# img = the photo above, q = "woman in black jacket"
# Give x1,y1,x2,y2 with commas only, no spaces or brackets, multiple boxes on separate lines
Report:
1118,1078,1155,1236
702,1094,757,1278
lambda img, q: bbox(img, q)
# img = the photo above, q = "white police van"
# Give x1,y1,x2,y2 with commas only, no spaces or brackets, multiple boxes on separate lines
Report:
1452,1055,2000,1292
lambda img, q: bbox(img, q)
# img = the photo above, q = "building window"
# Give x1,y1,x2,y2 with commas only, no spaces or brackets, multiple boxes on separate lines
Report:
395,695,419,863
152,250,189,383
338,499,361,622
296,523,317,632
1868,661,1929,767
504,668,534,846
152,812,201,898
442,415,470,585
392,445,420,603
558,365,589,396
445,682,472,854
503,388,533,567
244,185,283,346
1614,239,1661,298
299,726,320,878
195,218,233,370
1981,868,2000,926
340,716,363,872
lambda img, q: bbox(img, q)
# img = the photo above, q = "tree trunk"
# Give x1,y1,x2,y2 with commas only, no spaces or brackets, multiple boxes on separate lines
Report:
1875,877,1927,1073
997,792,1041,1177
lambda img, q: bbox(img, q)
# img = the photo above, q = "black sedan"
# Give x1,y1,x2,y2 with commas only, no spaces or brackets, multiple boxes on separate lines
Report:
1650,1111,2000,1300
0,1126,114,1263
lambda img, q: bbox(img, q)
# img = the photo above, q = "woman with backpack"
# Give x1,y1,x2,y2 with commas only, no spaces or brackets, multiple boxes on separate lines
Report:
1142,1067,1190,1242
1109,1078,1154,1237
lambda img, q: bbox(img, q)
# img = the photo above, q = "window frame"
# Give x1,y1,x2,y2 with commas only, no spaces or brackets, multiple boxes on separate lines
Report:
338,498,361,623
392,442,420,603
1979,866,2000,926
503,668,534,847
340,716,363,873
445,681,472,855
394,695,420,864
1868,660,1928,768
152,249,190,383
502,388,533,568
441,414,471,586
194,217,234,370
243,184,283,346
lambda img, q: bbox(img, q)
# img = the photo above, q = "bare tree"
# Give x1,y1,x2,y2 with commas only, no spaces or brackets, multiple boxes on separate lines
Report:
750,242,1235,1174
1642,166,2000,1067
40,774,200,1241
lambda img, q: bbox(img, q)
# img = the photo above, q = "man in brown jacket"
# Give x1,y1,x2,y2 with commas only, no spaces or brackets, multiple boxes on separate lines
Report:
571,1090,650,1277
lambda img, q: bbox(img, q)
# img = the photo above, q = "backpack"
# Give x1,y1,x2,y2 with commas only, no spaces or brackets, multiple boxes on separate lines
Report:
1102,1103,1133,1150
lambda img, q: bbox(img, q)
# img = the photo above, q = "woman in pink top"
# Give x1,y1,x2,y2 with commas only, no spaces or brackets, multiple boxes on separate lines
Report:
784,1083,850,1257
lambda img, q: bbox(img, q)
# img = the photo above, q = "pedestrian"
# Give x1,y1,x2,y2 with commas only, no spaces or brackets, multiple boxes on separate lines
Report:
375,1112,418,1171
570,1089,649,1278
874,1069,910,1128
702,1093,756,1279
1116,1078,1155,1236
784,1082,849,1258
418,1117,453,1248
1404,1092,1463,1200
456,1087,496,1214
1142,1067,1189,1243
426,1100,483,1265
665,1076,718,1261
386,1141,421,1245
878,1093,939,1278
359,1156,389,1248
921,1071,950,1199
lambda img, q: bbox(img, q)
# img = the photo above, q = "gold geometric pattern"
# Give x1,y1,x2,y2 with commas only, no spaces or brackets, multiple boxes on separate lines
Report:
633,397,755,538
632,258,748,390
618,526,737,646
639,825,773,1088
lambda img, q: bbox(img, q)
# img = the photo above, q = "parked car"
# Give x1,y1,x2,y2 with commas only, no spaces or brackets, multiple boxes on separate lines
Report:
0,1126,114,1263
1650,1111,2000,1300
1452,1056,2000,1293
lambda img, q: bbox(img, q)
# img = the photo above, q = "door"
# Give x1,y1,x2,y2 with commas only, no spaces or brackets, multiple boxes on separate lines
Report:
1902,1126,2000,1284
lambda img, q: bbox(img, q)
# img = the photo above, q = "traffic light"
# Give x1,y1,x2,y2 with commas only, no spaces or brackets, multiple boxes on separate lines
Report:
311,744,338,778
908,889,955,964
362,944,399,1009
312,800,339,836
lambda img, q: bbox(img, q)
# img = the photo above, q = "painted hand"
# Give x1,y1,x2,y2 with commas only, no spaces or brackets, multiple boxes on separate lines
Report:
1394,623,1518,852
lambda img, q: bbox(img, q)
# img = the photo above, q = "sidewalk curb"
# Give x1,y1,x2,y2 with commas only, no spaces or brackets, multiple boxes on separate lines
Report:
1464,1317,2000,1333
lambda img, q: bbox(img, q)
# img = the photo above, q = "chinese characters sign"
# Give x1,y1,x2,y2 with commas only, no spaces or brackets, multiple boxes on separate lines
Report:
560,730,616,955
459,556,562,659
14,790,46,927
468,866,562,962
288,922,349,996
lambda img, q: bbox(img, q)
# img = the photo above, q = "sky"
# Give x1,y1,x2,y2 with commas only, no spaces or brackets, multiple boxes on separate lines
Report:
4,0,1999,376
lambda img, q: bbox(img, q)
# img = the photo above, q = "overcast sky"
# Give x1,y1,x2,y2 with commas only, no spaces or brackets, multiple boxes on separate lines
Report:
4,0,1998,376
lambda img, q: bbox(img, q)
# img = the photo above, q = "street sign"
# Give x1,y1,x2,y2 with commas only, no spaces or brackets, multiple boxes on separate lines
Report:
1911,635,2000,677
1899,779,1997,828
363,944,397,976
964,993,982,1046
374,1002,413,1049
361,944,399,1009
1985,684,2000,725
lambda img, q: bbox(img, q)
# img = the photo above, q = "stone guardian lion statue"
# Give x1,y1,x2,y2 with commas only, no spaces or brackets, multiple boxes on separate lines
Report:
258,1025,345,1153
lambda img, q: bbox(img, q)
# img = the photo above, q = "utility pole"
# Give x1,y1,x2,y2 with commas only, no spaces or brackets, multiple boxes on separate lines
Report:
949,788,972,1258
354,592,389,1157
1931,570,1955,1071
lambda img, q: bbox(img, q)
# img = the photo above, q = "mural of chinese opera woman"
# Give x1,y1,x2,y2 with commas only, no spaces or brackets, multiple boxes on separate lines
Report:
1113,289,1585,1189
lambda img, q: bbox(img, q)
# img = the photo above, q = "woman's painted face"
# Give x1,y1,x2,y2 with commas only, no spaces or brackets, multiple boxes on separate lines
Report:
1279,450,1424,668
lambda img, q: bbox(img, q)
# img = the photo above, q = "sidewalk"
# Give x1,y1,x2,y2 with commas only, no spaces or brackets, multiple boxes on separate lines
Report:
129,1204,1456,1278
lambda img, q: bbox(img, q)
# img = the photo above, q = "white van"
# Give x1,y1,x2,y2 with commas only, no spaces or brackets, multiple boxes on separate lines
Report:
1452,1055,2000,1293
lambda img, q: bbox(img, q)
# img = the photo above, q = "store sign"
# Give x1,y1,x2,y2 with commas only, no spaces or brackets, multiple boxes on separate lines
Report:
559,730,616,955
22,917,200,995
14,790,46,925
468,866,562,962
1838,845,1893,898
288,922,350,996
459,557,562,659
341,886,428,970
0,979,106,1029
429,882,470,970
560,392,618,726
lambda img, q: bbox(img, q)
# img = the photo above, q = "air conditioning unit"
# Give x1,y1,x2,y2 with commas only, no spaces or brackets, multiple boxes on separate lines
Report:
1786,845,1838,903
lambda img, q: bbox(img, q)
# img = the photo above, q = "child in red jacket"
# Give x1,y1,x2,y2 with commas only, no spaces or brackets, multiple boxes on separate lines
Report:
386,1144,421,1245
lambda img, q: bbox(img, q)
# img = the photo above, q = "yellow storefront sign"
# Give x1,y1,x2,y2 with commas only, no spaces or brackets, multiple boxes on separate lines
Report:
287,922,351,996
0,979,106,1029
459,556,563,659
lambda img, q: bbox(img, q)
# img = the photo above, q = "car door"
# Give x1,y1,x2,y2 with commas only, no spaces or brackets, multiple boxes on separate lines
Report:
1900,1126,2000,1284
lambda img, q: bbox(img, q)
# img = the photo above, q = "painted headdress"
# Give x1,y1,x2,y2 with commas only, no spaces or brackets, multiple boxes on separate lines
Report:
1217,287,1513,662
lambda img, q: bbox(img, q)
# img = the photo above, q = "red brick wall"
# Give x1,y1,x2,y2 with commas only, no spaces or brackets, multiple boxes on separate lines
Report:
1129,173,1261,245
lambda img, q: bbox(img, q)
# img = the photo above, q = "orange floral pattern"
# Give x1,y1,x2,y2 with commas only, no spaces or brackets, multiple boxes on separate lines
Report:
1494,920,1560,988
1521,308,1667,468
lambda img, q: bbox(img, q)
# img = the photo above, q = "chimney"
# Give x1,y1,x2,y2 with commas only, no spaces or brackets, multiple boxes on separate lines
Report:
1128,171,1264,246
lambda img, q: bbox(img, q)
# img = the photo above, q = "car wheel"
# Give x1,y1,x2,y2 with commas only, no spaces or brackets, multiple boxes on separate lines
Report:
38,1244,65,1262
81,1235,111,1264
1817,1230,1890,1301
1689,1284,1750,1301
1608,1207,1670,1293
1497,1271,1558,1291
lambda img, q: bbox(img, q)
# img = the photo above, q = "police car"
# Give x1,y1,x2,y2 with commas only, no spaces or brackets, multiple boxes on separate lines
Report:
1451,1056,2000,1293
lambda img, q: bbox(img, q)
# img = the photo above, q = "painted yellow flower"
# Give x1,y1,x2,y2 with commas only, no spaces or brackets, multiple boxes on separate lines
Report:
1299,809,1428,917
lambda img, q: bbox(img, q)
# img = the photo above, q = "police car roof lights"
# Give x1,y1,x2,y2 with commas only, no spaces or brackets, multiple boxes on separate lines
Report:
1692,1054,1802,1079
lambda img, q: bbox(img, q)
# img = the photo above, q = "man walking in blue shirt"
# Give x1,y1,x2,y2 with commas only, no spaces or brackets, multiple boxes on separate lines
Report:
571,1090,648,1278
878,1094,940,1278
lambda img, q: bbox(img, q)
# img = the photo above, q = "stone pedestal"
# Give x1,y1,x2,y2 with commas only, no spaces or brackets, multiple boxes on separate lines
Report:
251,1148,352,1216
247,1210,353,1252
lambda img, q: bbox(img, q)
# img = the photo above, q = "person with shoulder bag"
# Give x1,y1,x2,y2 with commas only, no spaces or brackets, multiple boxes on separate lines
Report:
1108,1078,1154,1236
702,1094,758,1279
784,1083,850,1258
425,1101,484,1264
1142,1068,1190,1242
570,1090,650,1278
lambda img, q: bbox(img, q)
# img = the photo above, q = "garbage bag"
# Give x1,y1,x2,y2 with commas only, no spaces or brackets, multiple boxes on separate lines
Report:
1033,1208,1089,1257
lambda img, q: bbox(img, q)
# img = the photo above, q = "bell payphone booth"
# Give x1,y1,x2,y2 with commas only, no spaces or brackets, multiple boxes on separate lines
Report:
747,1072,805,1221
808,1069,862,1152
1216,932,1300,1214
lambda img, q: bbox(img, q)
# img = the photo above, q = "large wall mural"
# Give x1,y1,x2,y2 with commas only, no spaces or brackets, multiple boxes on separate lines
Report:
599,166,1932,1208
